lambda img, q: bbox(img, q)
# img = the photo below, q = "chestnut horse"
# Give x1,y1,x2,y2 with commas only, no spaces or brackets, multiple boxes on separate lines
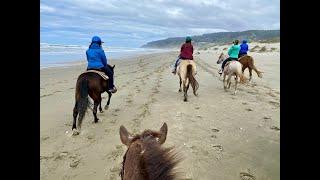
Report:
72,64,115,135
177,60,199,102
119,123,181,180
218,53,262,81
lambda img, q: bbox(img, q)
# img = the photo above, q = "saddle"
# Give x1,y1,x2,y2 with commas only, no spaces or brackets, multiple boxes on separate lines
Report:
82,69,109,80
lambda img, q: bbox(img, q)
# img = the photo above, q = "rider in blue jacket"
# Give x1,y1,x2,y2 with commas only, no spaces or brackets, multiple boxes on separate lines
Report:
238,40,249,58
86,36,117,93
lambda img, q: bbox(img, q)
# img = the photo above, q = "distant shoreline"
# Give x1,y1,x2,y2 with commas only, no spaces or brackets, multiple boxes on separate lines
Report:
40,50,175,70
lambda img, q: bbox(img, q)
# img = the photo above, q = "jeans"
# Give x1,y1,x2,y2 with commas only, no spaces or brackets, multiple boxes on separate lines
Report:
103,65,114,89
174,57,181,68
221,57,238,70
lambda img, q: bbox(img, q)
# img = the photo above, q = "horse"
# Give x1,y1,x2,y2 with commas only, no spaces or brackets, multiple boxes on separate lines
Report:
119,123,181,180
177,60,199,102
217,60,246,95
217,53,262,81
72,64,115,135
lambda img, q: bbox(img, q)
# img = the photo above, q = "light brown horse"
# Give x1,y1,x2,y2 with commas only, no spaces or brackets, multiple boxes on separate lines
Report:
177,60,199,101
218,53,262,81
119,123,181,180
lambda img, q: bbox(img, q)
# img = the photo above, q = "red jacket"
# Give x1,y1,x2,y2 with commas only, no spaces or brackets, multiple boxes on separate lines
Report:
179,43,193,60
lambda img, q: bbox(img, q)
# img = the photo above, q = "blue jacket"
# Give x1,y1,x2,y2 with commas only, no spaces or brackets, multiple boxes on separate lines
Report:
86,42,107,69
239,43,249,54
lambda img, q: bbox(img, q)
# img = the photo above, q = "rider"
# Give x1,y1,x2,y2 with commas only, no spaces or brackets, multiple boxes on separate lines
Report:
238,39,249,58
219,40,241,75
172,36,194,74
86,36,117,93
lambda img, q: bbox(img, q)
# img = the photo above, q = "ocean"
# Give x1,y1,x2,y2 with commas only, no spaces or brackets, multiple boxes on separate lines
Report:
40,43,168,69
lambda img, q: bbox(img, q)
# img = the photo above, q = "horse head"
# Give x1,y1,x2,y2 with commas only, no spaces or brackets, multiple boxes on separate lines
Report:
120,123,168,147
217,52,226,64
120,123,179,180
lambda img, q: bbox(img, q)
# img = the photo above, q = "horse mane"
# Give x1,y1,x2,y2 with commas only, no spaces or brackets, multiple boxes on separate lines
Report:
120,130,181,180
140,139,181,180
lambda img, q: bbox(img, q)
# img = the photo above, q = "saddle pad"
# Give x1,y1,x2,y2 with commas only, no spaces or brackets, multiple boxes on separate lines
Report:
82,70,109,80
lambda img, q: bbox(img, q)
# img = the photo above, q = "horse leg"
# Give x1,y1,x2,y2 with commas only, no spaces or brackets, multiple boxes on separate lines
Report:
104,92,112,110
234,75,239,95
99,101,103,113
72,102,78,130
248,68,253,81
178,76,182,92
227,75,232,89
93,100,99,123
223,73,227,90
183,81,188,102
99,95,103,113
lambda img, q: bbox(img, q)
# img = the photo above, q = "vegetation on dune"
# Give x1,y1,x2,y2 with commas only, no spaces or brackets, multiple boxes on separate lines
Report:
141,30,280,49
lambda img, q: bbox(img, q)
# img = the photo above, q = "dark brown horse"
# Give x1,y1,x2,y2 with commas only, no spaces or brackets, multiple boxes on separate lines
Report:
119,123,181,180
218,53,263,81
72,64,115,135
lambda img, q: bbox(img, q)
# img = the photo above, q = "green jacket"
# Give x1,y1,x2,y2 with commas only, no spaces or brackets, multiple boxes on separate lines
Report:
228,45,241,58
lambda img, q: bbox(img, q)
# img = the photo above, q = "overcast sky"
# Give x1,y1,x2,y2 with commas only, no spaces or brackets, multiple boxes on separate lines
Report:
41,0,280,47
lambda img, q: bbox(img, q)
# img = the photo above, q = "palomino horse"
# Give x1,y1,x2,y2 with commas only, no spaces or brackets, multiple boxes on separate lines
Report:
218,53,262,81
119,123,181,180
177,60,199,101
217,60,246,95
72,64,115,135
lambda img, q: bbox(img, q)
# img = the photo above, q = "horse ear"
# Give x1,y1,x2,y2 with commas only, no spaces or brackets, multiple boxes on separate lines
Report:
112,65,115,69
158,122,168,144
120,125,132,146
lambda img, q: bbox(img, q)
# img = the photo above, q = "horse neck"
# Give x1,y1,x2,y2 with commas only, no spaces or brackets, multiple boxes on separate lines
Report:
222,54,227,61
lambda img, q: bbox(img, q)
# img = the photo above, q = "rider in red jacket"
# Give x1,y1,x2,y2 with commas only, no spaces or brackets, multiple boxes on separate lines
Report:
172,36,193,74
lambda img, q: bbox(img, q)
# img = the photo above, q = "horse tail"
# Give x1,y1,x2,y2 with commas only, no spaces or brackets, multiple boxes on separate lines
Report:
248,56,263,78
186,64,199,95
77,78,89,128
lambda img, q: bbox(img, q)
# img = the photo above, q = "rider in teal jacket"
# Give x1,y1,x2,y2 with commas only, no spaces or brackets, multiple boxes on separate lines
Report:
219,40,241,74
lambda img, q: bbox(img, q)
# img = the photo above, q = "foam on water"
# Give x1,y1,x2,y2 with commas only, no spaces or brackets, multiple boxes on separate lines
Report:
40,43,168,69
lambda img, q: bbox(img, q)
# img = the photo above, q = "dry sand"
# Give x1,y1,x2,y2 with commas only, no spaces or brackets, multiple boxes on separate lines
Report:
40,45,280,180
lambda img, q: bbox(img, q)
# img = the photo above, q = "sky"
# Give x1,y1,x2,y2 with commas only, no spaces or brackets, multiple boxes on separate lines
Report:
40,0,280,47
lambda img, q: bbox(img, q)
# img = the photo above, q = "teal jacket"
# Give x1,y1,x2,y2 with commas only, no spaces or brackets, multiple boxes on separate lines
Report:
228,45,241,58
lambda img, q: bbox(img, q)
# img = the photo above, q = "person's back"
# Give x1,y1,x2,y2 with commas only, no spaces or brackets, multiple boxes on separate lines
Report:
86,42,106,70
228,44,241,59
180,42,194,60
239,40,249,56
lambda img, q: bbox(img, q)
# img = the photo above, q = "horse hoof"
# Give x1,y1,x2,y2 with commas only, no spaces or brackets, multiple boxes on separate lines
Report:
184,99,188,102
104,105,109,110
94,119,99,123
72,130,80,136
178,89,182,92
100,110,104,113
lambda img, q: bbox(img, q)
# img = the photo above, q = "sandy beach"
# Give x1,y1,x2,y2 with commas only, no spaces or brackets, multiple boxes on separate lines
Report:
40,43,280,180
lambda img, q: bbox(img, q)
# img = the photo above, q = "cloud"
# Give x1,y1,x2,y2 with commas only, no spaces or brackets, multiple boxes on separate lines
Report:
40,0,280,47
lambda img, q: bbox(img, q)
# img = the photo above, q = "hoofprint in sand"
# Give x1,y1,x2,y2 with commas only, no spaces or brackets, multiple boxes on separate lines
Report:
40,44,279,180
